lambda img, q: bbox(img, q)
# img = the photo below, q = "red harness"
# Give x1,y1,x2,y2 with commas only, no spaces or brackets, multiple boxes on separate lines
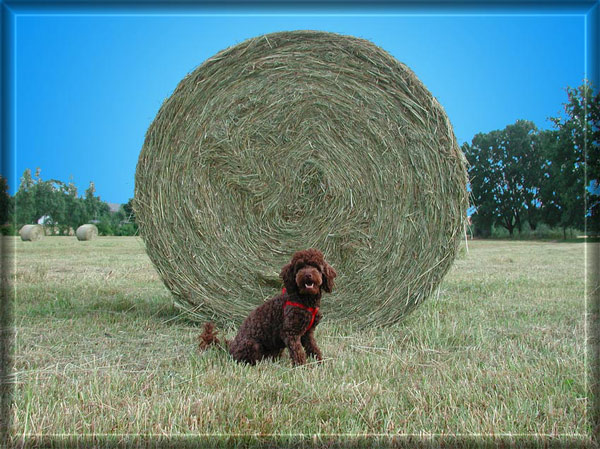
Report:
282,287,319,332
283,300,319,332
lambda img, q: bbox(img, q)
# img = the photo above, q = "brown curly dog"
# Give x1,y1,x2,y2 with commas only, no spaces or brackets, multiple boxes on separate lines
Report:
198,248,337,366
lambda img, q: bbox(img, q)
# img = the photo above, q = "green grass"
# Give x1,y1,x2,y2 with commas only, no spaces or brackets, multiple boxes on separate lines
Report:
8,237,592,445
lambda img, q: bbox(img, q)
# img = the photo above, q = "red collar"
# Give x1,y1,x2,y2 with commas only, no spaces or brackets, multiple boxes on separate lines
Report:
283,300,319,332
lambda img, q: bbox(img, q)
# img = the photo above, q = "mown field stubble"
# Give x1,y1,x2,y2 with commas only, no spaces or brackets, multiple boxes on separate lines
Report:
10,237,590,442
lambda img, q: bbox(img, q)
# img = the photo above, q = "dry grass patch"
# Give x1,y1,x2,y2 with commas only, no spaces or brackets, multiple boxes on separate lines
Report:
10,237,591,444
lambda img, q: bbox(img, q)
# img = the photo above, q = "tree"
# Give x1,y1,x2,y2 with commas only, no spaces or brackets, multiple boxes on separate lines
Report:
544,81,599,237
122,198,136,224
14,168,36,225
33,178,64,228
462,137,498,237
537,130,561,228
495,120,541,235
25,169,72,233
0,176,10,225
84,182,102,221
464,120,543,236
13,168,118,234
59,182,88,234
121,198,139,235
511,122,545,231
107,205,125,234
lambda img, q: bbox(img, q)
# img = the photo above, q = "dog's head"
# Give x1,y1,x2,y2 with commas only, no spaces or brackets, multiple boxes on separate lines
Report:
280,248,337,296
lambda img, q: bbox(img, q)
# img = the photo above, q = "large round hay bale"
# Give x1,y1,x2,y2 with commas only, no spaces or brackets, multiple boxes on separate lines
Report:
76,224,98,241
19,224,44,242
135,30,468,327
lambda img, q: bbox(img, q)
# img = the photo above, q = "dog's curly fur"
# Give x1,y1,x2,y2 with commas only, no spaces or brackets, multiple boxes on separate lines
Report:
198,248,336,366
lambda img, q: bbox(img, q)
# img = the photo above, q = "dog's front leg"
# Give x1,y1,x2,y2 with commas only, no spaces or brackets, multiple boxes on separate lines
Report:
301,330,322,362
283,335,306,366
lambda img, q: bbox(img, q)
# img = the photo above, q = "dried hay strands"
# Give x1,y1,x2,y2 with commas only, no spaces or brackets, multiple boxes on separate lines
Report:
134,31,468,327
19,224,44,242
76,224,98,241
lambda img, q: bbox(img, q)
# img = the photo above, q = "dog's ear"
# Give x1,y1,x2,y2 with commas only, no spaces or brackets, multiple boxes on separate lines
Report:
280,262,297,293
321,263,337,293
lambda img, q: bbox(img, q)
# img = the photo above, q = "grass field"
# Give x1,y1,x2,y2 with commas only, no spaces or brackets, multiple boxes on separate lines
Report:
8,237,592,446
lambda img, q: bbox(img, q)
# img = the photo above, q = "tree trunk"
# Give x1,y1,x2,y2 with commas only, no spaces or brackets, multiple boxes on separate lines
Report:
504,220,514,236
515,212,522,234
504,215,514,236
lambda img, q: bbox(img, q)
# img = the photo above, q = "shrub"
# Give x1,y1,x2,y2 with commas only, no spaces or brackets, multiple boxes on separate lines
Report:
1,224,16,236
96,221,113,236
116,223,137,236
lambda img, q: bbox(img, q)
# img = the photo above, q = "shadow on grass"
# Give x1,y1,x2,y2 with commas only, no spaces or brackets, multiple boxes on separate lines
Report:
88,295,202,326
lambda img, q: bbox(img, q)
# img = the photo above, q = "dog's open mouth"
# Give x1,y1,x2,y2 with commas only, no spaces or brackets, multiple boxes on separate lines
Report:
305,282,315,289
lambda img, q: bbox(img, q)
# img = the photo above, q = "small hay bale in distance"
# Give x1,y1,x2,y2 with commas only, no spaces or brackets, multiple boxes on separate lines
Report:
135,30,468,327
19,224,44,242
76,224,98,241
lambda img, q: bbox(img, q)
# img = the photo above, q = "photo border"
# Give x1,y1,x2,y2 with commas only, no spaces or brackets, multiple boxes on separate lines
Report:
1,1,598,447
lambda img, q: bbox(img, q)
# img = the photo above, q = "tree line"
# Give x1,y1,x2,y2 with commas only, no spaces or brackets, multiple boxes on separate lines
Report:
463,82,598,239
0,168,137,236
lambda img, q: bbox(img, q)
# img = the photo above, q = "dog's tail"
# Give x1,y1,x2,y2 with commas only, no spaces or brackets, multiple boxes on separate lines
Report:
198,322,229,352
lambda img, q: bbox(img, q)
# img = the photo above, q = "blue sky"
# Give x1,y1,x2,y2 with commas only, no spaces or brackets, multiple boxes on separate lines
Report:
11,5,595,204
